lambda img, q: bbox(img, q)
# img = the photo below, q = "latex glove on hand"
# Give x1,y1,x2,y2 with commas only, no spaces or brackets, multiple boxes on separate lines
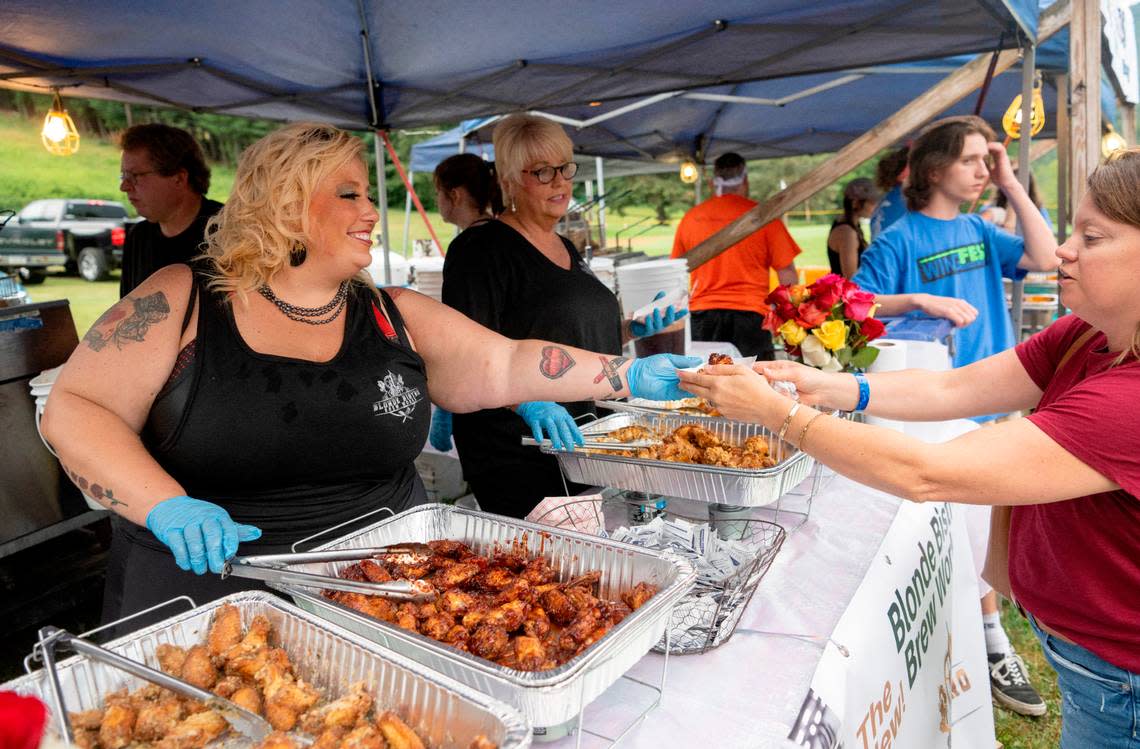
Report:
429,408,454,452
517,401,584,451
630,290,689,338
146,495,262,575
627,354,702,401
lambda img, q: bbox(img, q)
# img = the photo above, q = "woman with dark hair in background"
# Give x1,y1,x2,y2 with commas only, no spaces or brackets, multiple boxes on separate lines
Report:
870,145,909,239
428,154,504,453
826,178,879,278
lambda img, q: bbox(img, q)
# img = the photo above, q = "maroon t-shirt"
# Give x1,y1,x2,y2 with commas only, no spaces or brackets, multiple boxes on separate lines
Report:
1011,314,1140,672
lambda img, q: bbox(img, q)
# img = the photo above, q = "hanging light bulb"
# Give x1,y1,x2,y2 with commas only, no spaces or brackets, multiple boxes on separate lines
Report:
1101,123,1129,158
1001,76,1046,141
41,90,80,156
679,160,699,184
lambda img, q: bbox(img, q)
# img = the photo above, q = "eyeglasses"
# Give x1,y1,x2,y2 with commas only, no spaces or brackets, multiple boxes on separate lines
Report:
523,162,578,184
119,169,158,185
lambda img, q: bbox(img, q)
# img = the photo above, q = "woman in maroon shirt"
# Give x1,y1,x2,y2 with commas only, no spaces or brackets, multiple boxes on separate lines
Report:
679,149,1140,748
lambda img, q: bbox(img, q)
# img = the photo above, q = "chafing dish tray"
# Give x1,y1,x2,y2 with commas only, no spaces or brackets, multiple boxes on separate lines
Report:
532,411,815,506
277,504,695,728
4,590,531,749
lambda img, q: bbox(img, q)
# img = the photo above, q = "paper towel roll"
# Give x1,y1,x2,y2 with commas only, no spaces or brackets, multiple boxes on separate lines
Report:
904,340,952,371
865,339,906,432
868,339,908,373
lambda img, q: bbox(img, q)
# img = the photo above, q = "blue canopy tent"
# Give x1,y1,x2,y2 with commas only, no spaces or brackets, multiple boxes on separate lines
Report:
0,1,1037,129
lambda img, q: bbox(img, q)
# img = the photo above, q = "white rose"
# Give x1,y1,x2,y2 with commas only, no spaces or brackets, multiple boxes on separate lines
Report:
801,335,831,367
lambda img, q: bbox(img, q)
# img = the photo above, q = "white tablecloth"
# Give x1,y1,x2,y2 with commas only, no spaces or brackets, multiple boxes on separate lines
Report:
546,420,987,748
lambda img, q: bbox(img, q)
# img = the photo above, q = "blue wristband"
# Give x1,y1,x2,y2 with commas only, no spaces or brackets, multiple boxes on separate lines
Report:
852,372,870,412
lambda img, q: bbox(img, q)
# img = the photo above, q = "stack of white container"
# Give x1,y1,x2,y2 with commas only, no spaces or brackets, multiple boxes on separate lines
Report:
588,256,616,293
365,248,411,287
409,256,446,301
615,258,689,318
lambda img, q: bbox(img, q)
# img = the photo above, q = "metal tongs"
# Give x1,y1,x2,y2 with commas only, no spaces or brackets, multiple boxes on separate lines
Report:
521,436,657,452
222,544,437,602
34,626,272,745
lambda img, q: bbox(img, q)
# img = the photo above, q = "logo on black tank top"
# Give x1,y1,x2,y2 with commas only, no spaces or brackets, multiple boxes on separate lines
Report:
372,370,423,422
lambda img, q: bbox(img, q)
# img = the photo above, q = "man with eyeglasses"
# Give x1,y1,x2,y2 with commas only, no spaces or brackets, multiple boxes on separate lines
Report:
671,152,802,360
118,124,222,297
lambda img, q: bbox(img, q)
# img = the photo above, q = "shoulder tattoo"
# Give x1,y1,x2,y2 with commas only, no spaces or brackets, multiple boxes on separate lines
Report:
84,291,170,352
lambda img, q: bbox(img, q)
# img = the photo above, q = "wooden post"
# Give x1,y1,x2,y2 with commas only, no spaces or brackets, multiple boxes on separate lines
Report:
1121,102,1137,146
1056,74,1069,245
1070,0,1101,210
682,1,1072,272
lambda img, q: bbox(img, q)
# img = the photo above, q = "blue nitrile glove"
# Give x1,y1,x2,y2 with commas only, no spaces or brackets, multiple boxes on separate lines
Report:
146,496,262,575
630,290,689,339
517,401,584,451
627,354,702,401
429,408,454,452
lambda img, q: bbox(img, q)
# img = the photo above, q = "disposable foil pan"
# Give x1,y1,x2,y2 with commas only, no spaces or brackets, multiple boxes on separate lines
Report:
3,590,531,749
542,411,816,506
278,504,696,728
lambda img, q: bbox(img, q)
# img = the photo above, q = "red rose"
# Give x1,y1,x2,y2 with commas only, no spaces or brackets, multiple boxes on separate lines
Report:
860,316,886,341
766,285,792,307
844,290,877,322
809,273,846,308
795,301,830,329
762,309,784,334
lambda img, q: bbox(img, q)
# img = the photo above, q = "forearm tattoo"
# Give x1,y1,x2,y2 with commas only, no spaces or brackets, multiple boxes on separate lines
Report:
84,291,170,352
593,356,629,392
539,346,576,379
63,465,127,507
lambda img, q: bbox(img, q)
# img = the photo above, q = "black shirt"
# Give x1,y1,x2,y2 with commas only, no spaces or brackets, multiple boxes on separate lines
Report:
119,198,222,297
827,217,868,277
442,220,622,510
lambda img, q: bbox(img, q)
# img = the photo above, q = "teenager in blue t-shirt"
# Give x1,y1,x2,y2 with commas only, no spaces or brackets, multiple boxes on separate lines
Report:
854,116,1058,369
870,146,910,239
852,116,1059,719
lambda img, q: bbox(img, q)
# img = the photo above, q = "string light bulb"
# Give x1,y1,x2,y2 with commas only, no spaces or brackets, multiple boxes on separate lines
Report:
1101,123,1128,158
679,160,699,184
1001,77,1046,140
41,90,80,156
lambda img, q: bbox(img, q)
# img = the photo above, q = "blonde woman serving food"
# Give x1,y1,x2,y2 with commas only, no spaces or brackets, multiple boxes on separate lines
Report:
42,122,697,623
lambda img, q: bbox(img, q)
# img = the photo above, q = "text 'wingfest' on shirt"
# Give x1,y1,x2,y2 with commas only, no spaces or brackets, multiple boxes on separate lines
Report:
853,212,1026,369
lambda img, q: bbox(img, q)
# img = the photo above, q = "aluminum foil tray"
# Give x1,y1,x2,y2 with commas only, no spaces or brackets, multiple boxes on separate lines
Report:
278,504,696,728
553,411,815,506
3,591,531,749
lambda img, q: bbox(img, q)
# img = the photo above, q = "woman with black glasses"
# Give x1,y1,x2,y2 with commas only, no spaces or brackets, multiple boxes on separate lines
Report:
441,114,684,518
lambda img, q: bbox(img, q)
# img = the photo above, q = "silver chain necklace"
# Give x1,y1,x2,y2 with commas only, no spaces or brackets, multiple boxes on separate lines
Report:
257,281,349,325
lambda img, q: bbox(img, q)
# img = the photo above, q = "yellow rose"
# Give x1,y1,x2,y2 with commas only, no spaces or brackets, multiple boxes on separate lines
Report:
778,319,807,346
789,284,809,304
868,302,881,319
812,319,847,351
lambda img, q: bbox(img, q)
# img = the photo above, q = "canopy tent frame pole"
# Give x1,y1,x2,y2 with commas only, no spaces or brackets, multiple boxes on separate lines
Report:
403,176,413,258
1012,42,1035,339
1055,72,1069,321
355,0,391,284
680,0,1071,273
381,132,445,256
595,157,607,251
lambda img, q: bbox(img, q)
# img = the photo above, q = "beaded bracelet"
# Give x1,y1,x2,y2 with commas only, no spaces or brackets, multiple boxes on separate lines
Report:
852,371,871,412
777,402,801,443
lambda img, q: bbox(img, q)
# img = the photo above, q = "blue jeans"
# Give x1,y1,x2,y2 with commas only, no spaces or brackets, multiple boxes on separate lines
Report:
1030,615,1140,748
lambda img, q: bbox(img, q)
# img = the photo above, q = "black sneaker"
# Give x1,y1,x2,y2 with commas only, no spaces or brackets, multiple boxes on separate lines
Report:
989,651,1047,716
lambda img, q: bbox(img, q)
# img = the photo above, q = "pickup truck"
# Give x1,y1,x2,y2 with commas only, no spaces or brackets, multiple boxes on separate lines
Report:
0,198,130,283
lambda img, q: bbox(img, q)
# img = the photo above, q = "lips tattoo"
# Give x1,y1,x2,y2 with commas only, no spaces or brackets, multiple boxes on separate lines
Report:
539,345,576,379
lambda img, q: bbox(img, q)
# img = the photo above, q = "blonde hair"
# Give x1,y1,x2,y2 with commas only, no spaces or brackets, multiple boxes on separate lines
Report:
1087,147,1140,364
203,122,367,296
492,114,574,206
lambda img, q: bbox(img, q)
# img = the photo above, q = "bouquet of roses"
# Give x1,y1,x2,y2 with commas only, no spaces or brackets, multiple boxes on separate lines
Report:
763,273,885,371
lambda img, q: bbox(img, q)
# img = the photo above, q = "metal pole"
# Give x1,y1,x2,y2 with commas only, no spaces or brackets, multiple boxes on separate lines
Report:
402,173,413,258
374,132,392,284
1011,43,1035,339
595,156,607,250
1055,72,1070,321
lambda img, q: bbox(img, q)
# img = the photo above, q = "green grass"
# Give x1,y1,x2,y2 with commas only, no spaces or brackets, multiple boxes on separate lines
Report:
25,273,121,337
995,598,1063,748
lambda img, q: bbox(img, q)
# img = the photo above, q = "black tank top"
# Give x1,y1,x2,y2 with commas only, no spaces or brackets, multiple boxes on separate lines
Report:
827,218,868,276
135,278,430,553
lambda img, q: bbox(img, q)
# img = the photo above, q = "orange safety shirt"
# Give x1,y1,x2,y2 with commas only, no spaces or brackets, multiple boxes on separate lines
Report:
670,194,801,315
